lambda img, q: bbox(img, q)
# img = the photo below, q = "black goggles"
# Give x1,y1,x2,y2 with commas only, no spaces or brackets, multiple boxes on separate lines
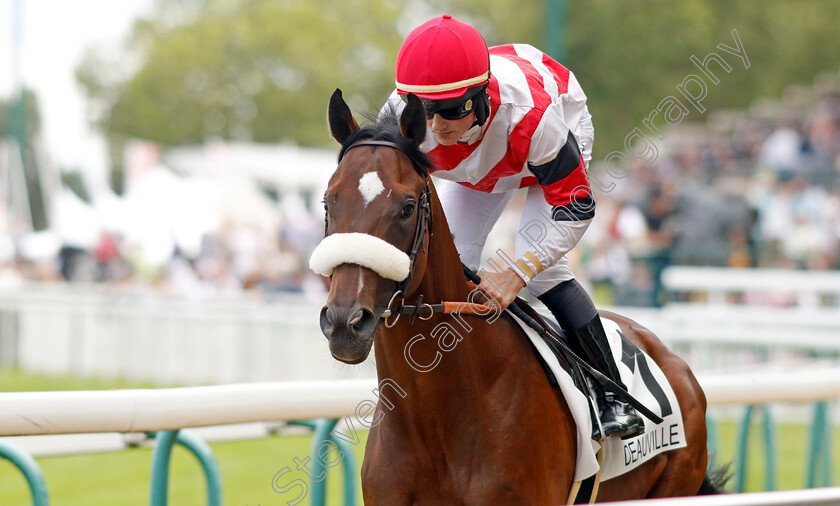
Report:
420,97,476,120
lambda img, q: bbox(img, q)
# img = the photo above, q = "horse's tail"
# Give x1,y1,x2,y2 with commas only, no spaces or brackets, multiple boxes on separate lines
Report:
696,456,733,495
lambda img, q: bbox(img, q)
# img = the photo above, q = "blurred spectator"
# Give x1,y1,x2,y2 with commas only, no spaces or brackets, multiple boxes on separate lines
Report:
573,76,840,305
759,121,803,179
639,184,678,305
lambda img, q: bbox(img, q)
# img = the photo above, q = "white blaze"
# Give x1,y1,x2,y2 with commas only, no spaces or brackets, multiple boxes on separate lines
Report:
358,172,385,206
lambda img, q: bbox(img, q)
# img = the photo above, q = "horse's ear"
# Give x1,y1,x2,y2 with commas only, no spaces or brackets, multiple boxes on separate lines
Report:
400,93,427,147
328,89,359,144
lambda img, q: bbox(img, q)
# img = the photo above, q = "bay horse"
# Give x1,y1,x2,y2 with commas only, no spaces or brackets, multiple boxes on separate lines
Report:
313,89,719,504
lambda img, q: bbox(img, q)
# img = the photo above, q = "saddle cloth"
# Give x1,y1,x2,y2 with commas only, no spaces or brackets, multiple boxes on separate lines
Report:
507,310,687,482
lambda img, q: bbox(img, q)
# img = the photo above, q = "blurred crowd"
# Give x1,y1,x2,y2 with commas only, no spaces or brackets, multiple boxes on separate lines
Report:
2,79,839,306
577,82,840,306
0,191,330,300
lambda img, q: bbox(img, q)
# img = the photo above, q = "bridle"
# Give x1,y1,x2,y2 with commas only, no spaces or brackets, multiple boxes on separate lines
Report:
312,138,498,328
337,139,433,326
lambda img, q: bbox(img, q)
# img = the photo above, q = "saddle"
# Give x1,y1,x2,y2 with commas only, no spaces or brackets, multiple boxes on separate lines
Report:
443,285,613,465
460,266,663,433
453,266,688,501
511,299,600,423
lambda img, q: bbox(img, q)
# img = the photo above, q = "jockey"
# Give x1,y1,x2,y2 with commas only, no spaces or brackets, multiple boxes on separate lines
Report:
385,14,644,439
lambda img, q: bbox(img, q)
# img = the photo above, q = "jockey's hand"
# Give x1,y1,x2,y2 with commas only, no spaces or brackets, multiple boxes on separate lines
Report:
478,268,526,311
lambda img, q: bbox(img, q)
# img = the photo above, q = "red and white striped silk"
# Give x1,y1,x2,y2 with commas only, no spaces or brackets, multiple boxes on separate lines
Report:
386,43,594,208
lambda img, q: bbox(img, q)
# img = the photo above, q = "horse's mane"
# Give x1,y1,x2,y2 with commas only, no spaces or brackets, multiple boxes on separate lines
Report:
338,107,434,178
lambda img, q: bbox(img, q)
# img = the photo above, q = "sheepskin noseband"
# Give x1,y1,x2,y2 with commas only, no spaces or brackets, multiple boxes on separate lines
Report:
309,232,410,282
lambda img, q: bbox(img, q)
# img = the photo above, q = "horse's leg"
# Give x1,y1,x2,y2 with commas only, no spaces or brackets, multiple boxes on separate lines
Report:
460,378,577,505
361,429,418,505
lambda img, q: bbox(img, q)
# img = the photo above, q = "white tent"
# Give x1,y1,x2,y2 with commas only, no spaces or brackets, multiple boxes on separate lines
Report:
163,142,336,194
88,165,280,266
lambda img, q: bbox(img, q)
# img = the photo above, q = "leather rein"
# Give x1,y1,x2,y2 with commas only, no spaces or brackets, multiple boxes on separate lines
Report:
338,139,494,327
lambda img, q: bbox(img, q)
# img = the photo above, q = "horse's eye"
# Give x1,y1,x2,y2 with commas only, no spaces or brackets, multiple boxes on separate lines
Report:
401,201,416,218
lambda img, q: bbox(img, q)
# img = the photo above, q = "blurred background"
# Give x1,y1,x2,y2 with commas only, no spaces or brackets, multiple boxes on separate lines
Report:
0,0,838,381
1,0,839,383
1,0,839,299
2,1,840,504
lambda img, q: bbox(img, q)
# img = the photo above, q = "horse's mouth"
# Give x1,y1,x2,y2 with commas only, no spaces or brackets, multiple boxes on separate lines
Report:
331,353,369,365
328,333,375,364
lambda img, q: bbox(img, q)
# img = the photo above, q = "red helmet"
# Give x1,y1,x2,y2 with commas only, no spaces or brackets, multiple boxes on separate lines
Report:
395,14,490,100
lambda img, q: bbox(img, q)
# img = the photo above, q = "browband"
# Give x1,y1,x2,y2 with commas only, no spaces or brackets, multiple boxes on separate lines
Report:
340,140,403,161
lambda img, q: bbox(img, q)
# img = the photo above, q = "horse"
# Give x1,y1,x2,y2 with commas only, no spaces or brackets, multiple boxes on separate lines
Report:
312,88,721,504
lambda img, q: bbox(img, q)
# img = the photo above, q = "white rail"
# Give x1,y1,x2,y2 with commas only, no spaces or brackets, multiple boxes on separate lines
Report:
1,281,839,382
0,284,350,385
0,380,377,436
661,266,840,307
2,368,840,436
609,487,840,505
697,367,840,405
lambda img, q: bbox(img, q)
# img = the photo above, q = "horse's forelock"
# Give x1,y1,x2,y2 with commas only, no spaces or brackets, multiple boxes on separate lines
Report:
338,110,433,178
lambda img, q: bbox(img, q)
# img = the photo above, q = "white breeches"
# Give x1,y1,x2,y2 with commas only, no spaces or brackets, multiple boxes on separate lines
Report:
437,180,591,297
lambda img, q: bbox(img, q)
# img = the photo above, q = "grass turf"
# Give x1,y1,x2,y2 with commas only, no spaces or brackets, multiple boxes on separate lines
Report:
1,432,367,505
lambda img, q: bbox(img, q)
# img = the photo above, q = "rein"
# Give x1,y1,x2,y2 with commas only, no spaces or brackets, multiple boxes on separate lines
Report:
337,139,493,327
381,289,497,327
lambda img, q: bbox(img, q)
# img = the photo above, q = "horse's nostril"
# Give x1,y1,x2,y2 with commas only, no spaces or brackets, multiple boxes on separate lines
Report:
321,305,377,339
349,309,364,327
350,308,376,335
320,306,337,337
325,307,337,325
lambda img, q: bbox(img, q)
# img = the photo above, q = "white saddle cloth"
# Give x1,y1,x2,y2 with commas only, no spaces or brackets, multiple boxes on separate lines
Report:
508,310,687,482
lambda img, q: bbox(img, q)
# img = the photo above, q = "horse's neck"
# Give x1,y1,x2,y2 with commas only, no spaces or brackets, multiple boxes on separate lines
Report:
373,180,496,400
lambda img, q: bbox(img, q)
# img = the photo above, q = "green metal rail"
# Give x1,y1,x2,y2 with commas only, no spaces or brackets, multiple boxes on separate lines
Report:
806,402,833,488
0,439,49,506
706,402,833,493
1,419,359,506
288,419,359,506
149,429,223,506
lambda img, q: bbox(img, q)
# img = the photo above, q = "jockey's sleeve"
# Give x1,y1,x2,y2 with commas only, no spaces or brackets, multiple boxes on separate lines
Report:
578,105,594,166
380,91,405,121
514,73,595,282
566,72,594,166
525,73,596,222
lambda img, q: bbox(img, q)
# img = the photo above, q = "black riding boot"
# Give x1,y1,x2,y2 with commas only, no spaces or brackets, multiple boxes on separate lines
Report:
571,315,645,439
538,280,644,439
